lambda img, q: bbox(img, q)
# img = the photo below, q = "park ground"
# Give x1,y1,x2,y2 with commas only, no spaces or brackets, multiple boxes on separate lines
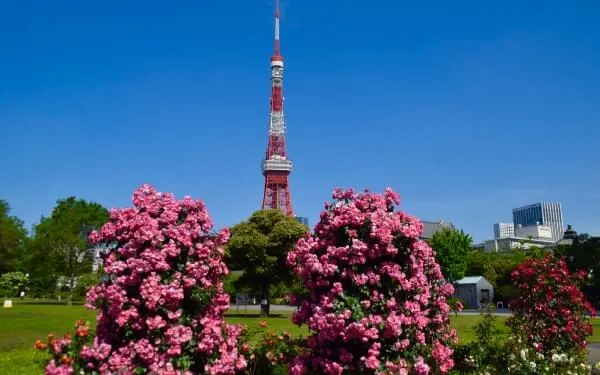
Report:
2,302,600,374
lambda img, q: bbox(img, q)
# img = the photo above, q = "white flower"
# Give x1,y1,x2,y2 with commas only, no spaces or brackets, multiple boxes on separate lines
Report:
536,352,544,360
529,361,536,369
520,349,528,361
552,354,560,362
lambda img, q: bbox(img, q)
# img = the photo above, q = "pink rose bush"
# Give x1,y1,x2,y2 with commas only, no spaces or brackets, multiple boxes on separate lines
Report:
287,188,457,374
38,185,246,374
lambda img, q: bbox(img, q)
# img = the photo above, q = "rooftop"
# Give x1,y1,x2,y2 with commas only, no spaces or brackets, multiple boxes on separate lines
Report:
455,276,484,285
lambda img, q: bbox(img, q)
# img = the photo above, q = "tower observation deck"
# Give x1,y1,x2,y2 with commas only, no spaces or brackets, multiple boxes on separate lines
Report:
261,0,293,216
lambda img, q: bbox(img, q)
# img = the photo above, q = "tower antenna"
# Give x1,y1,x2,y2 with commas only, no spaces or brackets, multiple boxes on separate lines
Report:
261,0,293,216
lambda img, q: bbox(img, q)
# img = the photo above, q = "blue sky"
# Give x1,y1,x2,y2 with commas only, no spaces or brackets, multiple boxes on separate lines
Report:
1,0,599,242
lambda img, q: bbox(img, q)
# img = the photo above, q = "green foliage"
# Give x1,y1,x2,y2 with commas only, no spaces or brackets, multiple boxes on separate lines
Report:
224,271,246,298
226,210,307,314
0,272,29,297
27,197,108,297
72,273,99,297
430,227,472,282
451,311,507,374
240,323,306,375
0,200,28,274
558,235,600,298
269,276,308,305
465,248,546,302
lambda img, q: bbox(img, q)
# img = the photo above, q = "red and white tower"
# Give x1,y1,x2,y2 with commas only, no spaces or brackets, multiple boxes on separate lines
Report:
261,1,293,216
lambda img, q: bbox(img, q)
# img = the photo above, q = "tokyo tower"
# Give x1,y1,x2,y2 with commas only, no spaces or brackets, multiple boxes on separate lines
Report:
261,0,293,216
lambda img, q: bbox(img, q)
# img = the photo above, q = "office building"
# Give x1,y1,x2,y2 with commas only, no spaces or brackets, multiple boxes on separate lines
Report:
512,202,564,242
514,224,553,240
295,216,309,227
493,223,514,239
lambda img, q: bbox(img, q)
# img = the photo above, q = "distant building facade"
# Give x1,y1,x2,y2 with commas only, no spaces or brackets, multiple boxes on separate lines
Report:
421,220,454,240
294,216,309,227
514,224,553,240
483,236,555,252
494,223,514,239
513,202,564,242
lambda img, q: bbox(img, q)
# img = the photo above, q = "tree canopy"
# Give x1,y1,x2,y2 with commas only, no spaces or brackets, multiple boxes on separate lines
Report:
226,209,307,315
429,227,472,283
0,199,28,274
28,197,108,298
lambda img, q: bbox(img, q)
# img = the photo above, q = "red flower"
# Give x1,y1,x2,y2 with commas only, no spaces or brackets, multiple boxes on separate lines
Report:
34,340,47,350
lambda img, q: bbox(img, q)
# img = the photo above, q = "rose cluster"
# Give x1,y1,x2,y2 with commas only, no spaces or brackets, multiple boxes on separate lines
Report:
507,254,594,356
44,185,246,374
287,188,457,374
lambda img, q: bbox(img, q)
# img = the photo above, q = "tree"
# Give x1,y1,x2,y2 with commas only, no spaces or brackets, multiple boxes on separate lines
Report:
0,199,28,274
429,227,472,282
29,197,108,302
226,209,307,316
0,271,29,297
556,234,600,303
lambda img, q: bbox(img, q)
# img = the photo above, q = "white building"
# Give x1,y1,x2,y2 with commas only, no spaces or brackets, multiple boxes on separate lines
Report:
493,223,514,239
514,224,553,240
483,236,555,252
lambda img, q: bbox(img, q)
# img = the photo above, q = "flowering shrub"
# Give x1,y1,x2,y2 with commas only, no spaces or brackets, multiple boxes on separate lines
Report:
38,185,246,374
35,320,93,374
287,188,457,374
504,339,591,374
506,254,594,374
241,321,307,375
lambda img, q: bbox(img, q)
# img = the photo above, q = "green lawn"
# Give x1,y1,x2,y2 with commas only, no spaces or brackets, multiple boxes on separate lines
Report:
2,303,600,374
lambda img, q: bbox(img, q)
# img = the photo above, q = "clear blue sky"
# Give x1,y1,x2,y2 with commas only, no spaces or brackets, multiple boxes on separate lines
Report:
1,0,599,242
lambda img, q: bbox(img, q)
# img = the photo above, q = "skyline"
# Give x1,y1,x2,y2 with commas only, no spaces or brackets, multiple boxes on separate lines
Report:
1,0,599,242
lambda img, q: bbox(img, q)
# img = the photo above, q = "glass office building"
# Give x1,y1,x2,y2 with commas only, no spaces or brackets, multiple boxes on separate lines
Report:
512,202,563,242
295,216,309,228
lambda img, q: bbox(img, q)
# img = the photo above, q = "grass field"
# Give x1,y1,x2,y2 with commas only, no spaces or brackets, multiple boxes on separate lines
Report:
2,303,600,374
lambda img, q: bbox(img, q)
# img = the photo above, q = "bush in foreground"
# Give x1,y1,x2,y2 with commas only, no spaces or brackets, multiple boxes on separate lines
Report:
38,185,246,374
287,188,457,374
505,254,594,374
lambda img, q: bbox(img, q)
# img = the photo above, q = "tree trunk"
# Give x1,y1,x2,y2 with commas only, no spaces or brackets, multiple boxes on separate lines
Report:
260,284,270,317
68,274,75,306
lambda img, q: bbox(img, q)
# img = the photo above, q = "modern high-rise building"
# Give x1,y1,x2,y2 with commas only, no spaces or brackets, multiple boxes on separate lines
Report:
493,223,514,239
512,202,564,242
295,216,309,228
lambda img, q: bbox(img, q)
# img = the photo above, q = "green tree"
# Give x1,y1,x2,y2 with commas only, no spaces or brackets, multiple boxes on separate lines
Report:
226,209,307,316
465,248,545,303
0,200,28,274
556,234,600,303
29,197,108,303
429,227,472,282
0,271,29,298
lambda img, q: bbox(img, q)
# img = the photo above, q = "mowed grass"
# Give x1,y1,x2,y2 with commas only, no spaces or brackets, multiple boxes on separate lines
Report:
2,304,600,374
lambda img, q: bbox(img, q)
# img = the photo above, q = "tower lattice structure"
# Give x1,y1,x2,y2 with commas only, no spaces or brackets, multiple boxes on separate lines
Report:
261,1,293,216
